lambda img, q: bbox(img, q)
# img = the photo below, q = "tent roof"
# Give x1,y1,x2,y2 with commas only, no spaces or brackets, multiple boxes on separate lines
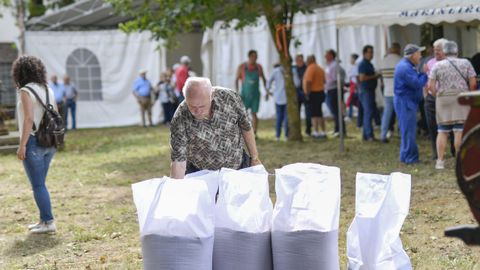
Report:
336,0,480,27
28,0,360,31
26,0,141,30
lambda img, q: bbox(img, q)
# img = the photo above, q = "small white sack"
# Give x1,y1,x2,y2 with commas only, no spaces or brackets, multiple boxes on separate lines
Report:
185,169,220,203
347,172,412,270
213,165,273,270
132,177,215,270
272,163,341,270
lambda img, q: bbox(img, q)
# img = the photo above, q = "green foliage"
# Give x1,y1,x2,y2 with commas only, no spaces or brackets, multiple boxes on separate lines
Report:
109,0,315,48
27,0,46,18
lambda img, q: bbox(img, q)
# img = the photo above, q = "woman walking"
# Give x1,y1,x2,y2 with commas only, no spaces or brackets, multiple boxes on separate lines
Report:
429,41,477,169
12,56,57,233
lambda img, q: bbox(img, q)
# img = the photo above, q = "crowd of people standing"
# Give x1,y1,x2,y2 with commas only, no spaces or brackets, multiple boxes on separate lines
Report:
232,40,478,169
137,40,478,170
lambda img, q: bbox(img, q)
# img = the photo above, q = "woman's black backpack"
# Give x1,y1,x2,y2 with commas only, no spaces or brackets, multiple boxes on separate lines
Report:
24,85,65,148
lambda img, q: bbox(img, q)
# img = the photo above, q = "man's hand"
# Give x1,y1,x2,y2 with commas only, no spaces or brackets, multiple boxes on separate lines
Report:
250,156,262,166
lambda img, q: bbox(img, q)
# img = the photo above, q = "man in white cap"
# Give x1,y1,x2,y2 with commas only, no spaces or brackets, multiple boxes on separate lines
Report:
393,44,428,164
175,55,191,102
133,69,153,127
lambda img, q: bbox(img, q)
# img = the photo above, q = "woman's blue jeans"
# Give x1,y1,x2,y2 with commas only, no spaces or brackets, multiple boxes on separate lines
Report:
275,104,288,139
23,135,56,222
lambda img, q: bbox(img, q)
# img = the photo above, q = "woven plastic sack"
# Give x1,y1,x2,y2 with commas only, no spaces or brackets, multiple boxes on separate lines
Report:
272,163,341,270
132,177,215,270
347,172,412,270
213,165,273,270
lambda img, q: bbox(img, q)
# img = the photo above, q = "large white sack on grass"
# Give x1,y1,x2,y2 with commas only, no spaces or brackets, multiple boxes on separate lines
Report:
213,165,273,270
272,163,341,270
347,172,412,270
273,163,341,232
132,177,215,270
185,169,220,203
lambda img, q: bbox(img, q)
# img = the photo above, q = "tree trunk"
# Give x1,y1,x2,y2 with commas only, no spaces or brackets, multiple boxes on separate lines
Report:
262,2,302,141
280,57,302,141
15,0,26,55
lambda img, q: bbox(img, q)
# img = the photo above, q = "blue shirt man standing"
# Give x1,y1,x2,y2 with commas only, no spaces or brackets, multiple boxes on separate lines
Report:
266,64,288,141
49,75,66,122
133,69,153,127
62,75,78,130
394,44,428,164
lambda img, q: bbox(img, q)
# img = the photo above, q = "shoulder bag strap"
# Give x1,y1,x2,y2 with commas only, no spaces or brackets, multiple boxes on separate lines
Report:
447,59,469,86
23,85,49,131
24,85,49,110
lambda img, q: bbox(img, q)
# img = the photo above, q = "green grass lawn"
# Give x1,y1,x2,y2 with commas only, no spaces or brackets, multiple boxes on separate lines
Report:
1,119,480,269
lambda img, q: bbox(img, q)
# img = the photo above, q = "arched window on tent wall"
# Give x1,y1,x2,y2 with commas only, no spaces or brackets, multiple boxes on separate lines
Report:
66,48,103,101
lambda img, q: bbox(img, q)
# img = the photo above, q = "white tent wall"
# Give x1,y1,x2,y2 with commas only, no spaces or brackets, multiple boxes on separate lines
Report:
0,6,20,43
201,18,279,119
389,24,480,58
25,30,166,128
201,4,384,119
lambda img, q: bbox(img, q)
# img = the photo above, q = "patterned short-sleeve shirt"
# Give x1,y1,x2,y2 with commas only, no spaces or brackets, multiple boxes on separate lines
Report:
170,87,252,170
430,57,476,95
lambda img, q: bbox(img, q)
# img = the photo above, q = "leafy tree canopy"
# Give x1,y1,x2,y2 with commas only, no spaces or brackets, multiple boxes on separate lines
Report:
108,0,320,48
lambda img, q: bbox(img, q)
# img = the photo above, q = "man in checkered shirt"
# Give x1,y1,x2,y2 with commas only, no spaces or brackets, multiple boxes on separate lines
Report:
169,77,261,179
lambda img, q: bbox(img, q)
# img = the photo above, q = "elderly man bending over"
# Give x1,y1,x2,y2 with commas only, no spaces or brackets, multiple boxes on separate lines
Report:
170,77,261,179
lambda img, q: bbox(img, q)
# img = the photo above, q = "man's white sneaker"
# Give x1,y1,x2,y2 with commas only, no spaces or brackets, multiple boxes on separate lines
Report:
435,159,445,170
30,222,56,234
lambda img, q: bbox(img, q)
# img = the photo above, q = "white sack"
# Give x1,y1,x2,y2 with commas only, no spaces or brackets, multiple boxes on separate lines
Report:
347,172,412,270
272,163,341,270
213,165,273,270
215,165,272,233
273,163,341,232
186,169,220,203
132,177,215,270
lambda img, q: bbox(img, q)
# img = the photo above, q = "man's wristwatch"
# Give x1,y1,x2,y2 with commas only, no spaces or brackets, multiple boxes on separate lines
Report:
250,155,260,163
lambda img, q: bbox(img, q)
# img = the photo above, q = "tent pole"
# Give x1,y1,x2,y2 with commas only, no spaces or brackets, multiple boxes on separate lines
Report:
336,27,344,152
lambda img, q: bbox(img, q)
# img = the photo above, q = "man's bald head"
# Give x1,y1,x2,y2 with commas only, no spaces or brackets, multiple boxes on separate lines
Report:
184,77,213,119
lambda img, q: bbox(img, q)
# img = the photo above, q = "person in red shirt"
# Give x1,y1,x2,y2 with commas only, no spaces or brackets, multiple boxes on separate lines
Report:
175,55,191,102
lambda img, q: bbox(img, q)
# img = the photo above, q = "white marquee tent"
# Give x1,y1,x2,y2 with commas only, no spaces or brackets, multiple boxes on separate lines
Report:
336,0,480,27
25,30,166,128
25,1,479,127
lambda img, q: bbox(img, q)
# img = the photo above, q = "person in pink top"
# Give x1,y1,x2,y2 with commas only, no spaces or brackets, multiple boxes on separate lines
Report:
423,38,449,161
175,55,191,102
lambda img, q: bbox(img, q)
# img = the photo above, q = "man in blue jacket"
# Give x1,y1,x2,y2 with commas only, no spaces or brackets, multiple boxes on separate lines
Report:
394,44,428,164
